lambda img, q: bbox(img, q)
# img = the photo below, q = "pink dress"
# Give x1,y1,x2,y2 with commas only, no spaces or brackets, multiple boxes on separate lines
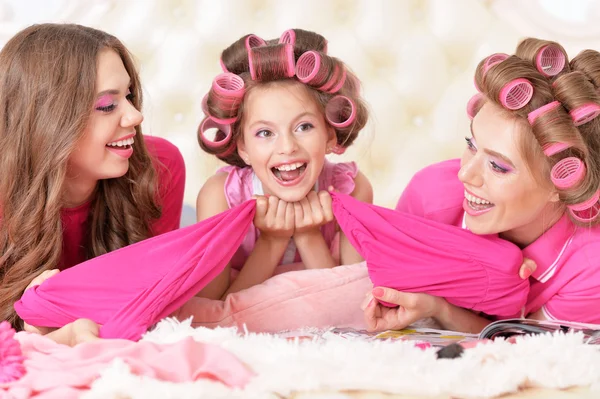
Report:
220,160,359,269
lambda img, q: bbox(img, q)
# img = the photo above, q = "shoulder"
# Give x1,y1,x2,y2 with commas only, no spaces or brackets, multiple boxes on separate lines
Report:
196,172,230,221
323,161,372,202
350,170,373,203
144,135,185,171
396,159,464,222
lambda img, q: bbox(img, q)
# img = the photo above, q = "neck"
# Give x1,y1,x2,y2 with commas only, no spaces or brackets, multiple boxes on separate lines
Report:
499,203,565,248
62,174,98,208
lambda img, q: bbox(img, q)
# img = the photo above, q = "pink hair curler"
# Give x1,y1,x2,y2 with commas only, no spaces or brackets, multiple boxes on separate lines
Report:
542,142,571,157
249,44,295,81
568,190,600,212
201,94,209,115
212,73,245,98
283,44,295,78
474,77,481,93
527,101,561,125
296,51,325,83
279,29,296,46
550,157,586,189
570,198,600,223
218,142,238,158
325,96,356,128
536,45,566,77
467,93,484,120
327,68,347,93
198,118,232,149
317,64,347,93
322,40,328,54
483,53,509,77
331,143,346,155
245,34,266,52
569,103,600,126
499,78,534,110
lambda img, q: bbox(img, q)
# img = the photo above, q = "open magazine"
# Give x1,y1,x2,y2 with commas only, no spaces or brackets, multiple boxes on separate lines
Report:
276,319,600,348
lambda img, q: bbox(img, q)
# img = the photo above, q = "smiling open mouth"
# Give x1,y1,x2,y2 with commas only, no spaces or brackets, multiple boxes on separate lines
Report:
464,190,495,213
271,162,307,183
106,137,134,150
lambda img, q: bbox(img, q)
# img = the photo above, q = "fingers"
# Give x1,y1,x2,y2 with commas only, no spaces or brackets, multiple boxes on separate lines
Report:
519,258,537,280
255,196,268,219
363,295,379,331
318,191,334,223
285,201,295,231
371,287,407,307
26,269,60,291
360,292,374,311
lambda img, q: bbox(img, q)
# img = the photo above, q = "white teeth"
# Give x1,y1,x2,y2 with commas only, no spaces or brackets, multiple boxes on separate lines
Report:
464,190,491,205
107,137,135,147
275,162,304,171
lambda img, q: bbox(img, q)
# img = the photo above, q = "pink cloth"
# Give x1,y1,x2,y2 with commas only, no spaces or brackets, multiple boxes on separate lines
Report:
59,136,186,270
0,331,253,399
332,192,530,317
221,160,357,268
15,201,256,341
400,159,600,324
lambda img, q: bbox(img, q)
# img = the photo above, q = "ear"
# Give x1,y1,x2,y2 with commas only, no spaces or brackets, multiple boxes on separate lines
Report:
236,138,251,166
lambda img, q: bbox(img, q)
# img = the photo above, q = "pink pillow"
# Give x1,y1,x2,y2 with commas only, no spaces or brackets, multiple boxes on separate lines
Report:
171,263,371,333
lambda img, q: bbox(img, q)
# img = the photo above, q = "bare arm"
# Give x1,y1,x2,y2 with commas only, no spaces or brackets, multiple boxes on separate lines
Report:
339,171,373,265
433,299,493,334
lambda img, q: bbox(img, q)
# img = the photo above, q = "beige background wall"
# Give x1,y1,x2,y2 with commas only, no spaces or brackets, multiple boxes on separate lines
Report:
2,0,600,209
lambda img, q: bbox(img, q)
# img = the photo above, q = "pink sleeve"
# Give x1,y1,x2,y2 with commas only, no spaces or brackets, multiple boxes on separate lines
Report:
542,252,600,324
395,172,426,217
330,161,358,195
145,136,186,236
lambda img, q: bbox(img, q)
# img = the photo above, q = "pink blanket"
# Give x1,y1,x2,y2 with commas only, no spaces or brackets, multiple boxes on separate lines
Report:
0,322,253,398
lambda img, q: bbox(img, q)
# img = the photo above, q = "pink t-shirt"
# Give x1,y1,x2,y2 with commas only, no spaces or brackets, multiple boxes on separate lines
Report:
397,159,600,324
59,135,186,270
219,160,358,269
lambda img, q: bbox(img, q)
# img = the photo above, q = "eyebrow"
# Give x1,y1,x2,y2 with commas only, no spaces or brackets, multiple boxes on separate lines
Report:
469,122,516,168
248,111,317,130
96,79,132,97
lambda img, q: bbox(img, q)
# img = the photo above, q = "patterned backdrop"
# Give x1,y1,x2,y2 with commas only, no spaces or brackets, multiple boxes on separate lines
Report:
2,0,600,209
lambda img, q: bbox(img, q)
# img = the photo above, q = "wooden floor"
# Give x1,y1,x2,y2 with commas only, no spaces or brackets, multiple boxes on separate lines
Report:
292,387,596,399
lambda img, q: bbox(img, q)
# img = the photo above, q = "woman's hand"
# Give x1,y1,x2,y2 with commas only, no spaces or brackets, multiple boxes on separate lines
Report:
293,190,334,237
362,287,443,332
22,269,60,334
253,195,295,241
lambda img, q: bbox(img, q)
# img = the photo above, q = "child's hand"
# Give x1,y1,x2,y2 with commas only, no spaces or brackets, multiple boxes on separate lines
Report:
22,269,60,335
254,195,295,240
293,191,334,237
519,258,536,279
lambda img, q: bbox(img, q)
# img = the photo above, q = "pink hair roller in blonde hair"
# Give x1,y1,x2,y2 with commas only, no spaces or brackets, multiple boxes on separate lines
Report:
249,44,295,81
296,51,326,84
483,53,510,76
542,142,571,157
467,93,484,120
527,100,561,125
550,157,586,189
536,45,566,77
569,103,600,126
198,118,232,149
325,96,356,128
499,78,534,110
245,34,266,52
568,190,600,223
319,65,347,94
279,30,296,46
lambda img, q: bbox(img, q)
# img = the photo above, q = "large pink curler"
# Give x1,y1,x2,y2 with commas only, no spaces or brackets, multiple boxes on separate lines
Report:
212,73,245,98
325,96,356,128
550,157,586,189
282,44,296,78
249,44,295,81
499,78,534,110
327,68,347,94
201,94,209,115
198,118,232,149
483,53,510,76
279,29,296,46
569,193,600,223
569,103,600,126
245,34,266,52
296,51,325,84
527,100,560,125
218,142,238,158
536,45,566,77
542,142,571,157
467,93,484,120
568,190,600,212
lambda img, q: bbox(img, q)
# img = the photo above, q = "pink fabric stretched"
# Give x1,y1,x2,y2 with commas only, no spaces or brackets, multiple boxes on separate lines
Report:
1,331,253,398
16,192,529,339
331,192,530,317
15,201,256,341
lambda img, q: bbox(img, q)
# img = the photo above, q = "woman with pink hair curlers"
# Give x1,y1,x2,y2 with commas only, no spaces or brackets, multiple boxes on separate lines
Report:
195,29,373,299
364,38,600,333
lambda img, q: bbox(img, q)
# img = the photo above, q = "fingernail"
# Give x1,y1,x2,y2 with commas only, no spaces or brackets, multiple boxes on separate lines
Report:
521,269,531,279
372,287,384,298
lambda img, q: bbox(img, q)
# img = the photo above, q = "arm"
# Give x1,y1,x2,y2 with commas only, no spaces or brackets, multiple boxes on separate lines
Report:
339,171,373,265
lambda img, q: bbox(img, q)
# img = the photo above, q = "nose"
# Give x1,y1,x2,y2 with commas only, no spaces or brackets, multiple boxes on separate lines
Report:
277,132,298,155
458,154,484,188
120,101,143,128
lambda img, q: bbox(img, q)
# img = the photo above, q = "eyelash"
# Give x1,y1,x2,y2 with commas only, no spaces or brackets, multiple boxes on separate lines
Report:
465,137,510,174
256,130,273,138
256,123,314,138
95,92,135,113
297,122,314,132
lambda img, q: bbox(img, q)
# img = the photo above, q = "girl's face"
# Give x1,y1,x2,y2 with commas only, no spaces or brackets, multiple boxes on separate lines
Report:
237,81,336,202
66,49,143,202
459,102,562,246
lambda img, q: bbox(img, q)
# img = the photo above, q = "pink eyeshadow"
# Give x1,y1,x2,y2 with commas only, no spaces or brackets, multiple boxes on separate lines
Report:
95,95,113,108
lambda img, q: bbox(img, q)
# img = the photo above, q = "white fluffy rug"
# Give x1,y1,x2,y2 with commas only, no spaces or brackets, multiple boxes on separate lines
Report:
83,318,600,399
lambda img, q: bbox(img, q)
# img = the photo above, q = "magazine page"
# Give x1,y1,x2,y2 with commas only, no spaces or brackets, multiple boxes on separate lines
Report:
479,318,600,343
